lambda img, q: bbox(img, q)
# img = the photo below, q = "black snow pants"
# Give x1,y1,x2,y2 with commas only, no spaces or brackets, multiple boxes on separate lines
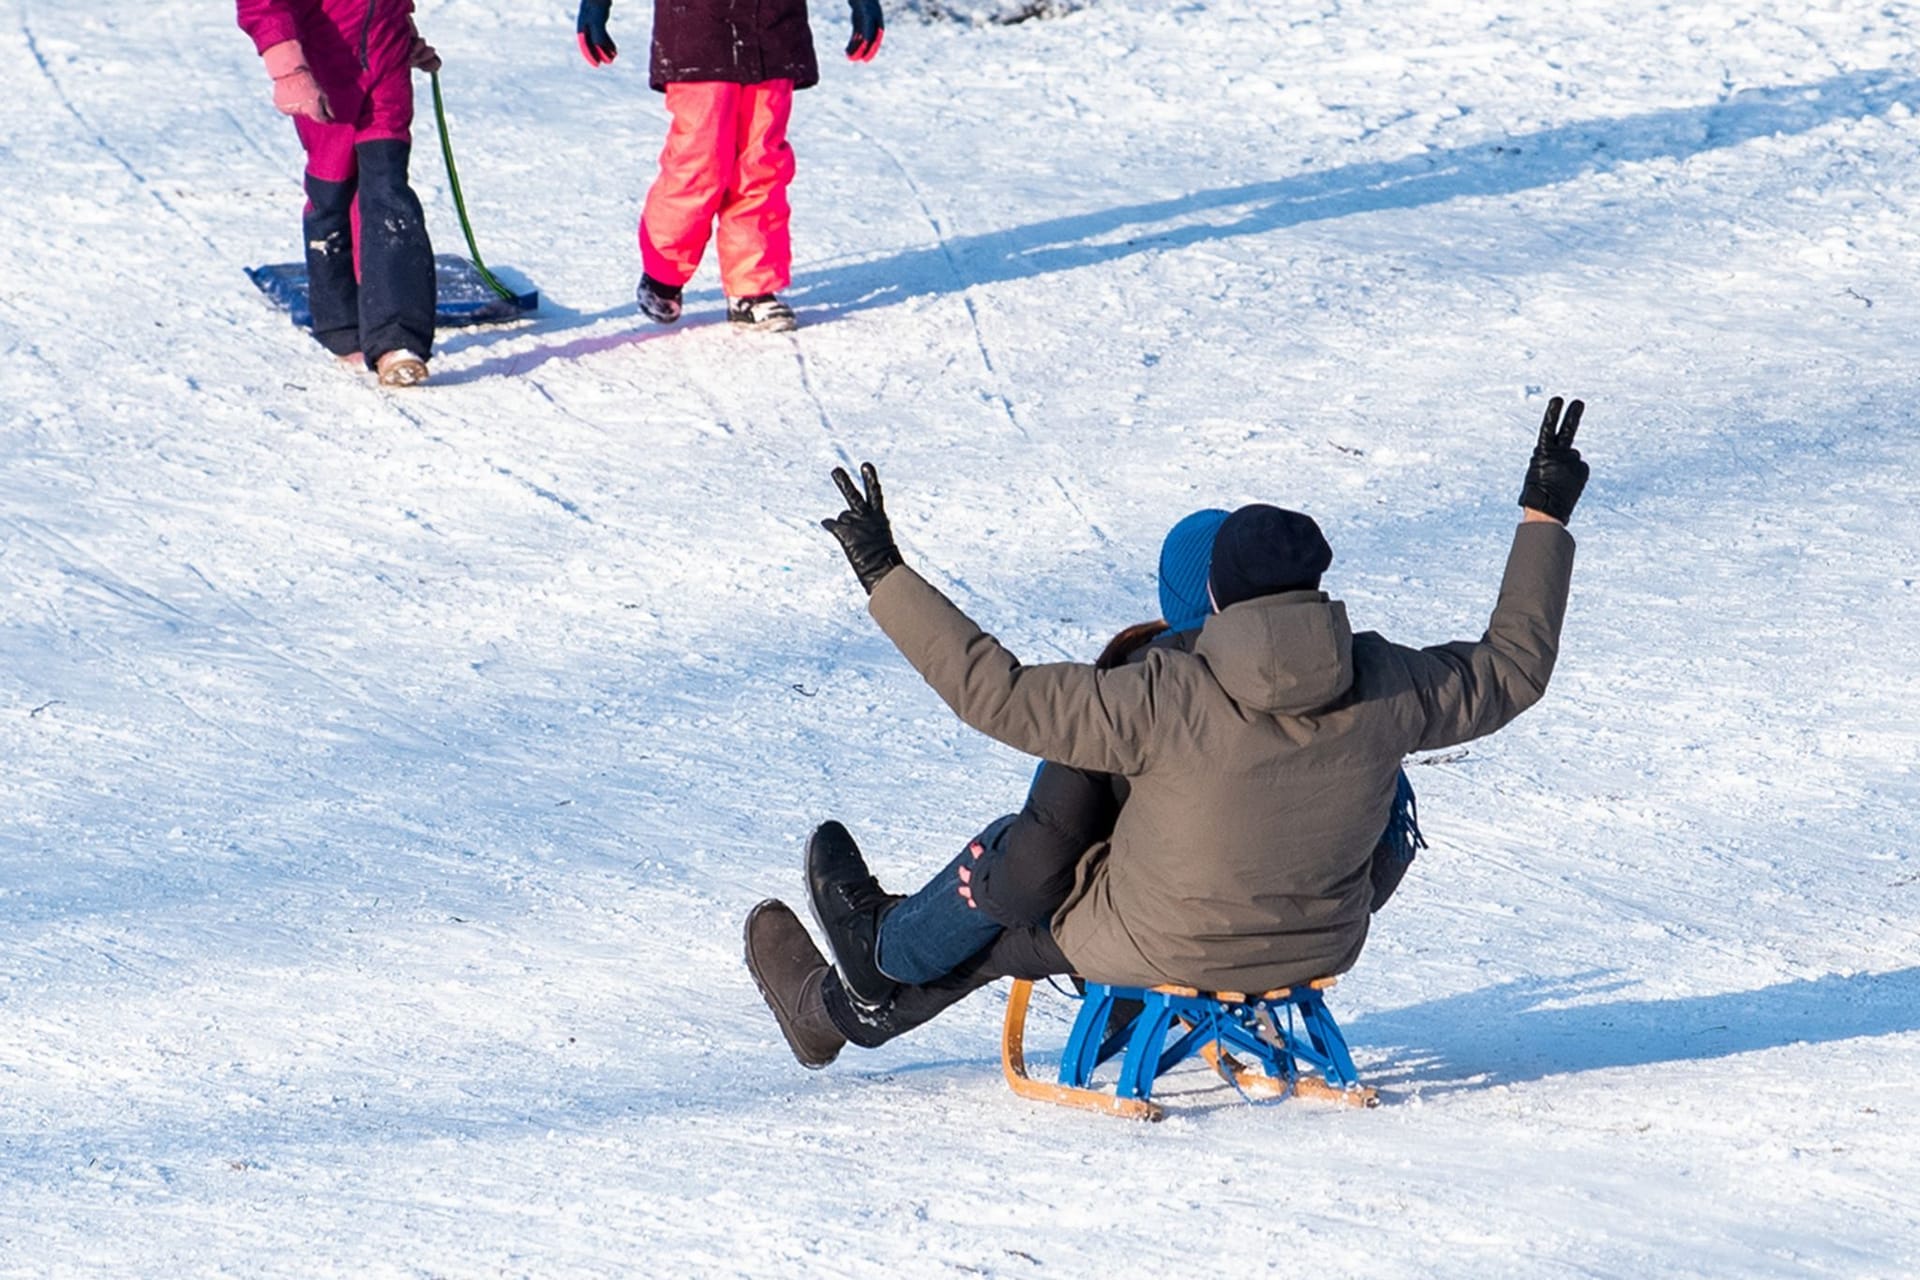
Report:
826,917,1074,1050
303,139,435,365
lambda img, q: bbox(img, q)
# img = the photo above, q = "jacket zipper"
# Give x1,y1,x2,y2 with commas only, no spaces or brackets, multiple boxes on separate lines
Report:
358,0,377,69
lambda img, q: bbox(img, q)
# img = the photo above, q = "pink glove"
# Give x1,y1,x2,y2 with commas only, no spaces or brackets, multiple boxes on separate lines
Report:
409,34,441,73
262,40,330,123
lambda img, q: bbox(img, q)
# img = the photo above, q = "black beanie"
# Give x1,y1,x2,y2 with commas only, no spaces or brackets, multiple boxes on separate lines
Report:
1207,504,1333,609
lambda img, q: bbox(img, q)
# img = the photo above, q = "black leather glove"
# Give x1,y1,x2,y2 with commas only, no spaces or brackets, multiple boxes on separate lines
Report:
577,0,616,66
822,463,904,594
1517,396,1588,524
846,0,884,61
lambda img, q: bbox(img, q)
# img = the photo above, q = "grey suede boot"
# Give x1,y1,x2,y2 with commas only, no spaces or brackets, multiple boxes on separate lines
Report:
744,900,847,1069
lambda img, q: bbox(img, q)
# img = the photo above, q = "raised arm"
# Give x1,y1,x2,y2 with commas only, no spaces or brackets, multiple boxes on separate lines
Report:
822,464,1158,775
1403,397,1589,749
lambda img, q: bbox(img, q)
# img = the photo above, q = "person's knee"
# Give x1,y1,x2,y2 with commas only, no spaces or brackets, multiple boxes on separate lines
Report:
353,140,420,211
303,173,355,222
968,821,1078,929
971,859,1072,927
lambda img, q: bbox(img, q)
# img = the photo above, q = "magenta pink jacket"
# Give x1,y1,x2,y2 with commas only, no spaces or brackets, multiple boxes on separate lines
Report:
237,0,418,120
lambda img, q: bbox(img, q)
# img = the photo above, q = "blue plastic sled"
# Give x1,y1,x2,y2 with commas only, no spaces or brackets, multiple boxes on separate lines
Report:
245,253,537,333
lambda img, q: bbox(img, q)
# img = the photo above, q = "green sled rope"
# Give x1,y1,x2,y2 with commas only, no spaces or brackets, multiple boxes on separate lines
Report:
429,70,516,302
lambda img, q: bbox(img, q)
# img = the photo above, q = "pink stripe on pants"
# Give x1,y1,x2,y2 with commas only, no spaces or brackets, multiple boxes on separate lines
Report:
640,80,796,298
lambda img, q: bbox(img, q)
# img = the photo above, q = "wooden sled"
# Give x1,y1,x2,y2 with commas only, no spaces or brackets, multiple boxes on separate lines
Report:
1002,977,1378,1122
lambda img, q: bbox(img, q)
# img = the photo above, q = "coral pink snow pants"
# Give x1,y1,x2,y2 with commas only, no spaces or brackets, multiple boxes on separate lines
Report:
640,80,796,298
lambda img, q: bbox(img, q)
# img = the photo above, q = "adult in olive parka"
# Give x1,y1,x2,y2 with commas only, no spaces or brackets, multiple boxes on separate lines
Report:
748,398,1589,1068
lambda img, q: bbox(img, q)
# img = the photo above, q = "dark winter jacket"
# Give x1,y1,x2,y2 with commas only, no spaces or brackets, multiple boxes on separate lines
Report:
237,0,419,120
649,0,820,92
867,521,1577,994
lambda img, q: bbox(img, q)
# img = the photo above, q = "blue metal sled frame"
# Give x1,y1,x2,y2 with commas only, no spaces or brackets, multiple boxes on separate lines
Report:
1002,978,1378,1121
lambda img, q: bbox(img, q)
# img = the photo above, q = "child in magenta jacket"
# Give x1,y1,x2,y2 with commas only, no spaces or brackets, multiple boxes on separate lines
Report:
237,0,440,386
575,0,883,332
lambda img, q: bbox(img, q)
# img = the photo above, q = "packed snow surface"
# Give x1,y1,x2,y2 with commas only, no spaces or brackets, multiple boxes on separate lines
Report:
4,0,1919,1275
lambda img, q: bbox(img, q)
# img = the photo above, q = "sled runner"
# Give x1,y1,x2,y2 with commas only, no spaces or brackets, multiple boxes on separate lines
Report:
1001,977,1377,1122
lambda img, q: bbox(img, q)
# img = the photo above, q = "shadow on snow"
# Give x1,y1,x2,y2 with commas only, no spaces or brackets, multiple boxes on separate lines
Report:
458,67,1919,373
792,67,1920,315
1354,966,1920,1093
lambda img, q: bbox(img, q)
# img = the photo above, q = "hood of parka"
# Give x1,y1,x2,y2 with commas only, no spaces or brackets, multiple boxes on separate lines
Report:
1193,589,1355,715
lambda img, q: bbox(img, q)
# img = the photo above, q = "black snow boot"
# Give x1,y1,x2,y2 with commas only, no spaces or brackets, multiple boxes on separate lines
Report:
744,900,846,1069
726,293,797,332
805,821,901,1006
636,273,683,325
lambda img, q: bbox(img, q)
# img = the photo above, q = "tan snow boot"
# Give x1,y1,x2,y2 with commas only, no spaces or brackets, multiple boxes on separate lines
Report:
375,349,429,387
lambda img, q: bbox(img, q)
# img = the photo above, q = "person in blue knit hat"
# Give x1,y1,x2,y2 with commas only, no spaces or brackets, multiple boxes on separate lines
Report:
1155,508,1228,632
795,509,1227,1009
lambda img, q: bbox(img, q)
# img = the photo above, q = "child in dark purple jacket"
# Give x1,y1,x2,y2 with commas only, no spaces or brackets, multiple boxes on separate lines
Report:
237,0,441,385
574,0,883,331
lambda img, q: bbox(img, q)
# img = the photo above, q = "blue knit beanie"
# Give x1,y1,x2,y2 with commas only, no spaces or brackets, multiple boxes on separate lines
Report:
1157,509,1230,631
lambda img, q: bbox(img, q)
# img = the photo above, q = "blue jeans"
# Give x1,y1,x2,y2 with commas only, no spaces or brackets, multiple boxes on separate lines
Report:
874,815,1018,985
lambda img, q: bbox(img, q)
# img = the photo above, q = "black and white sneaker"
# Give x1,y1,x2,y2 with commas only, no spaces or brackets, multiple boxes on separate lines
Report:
805,821,900,1006
727,293,797,332
636,274,683,325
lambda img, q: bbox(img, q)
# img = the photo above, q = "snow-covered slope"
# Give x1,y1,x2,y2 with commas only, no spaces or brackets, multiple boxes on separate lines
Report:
3,0,1918,1274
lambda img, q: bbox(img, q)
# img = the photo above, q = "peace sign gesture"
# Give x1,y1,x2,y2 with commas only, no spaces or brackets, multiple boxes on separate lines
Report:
1518,396,1590,524
823,462,906,594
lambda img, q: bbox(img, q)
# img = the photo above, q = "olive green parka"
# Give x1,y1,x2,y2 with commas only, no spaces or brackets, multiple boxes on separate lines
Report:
867,521,1576,993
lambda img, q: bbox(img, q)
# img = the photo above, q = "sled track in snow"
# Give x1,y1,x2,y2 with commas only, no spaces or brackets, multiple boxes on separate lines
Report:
783,335,847,456
17,0,223,261
6,512,450,755
823,102,1112,551
377,390,602,527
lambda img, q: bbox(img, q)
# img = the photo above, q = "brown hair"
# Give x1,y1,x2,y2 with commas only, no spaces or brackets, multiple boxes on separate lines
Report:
1095,620,1170,670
